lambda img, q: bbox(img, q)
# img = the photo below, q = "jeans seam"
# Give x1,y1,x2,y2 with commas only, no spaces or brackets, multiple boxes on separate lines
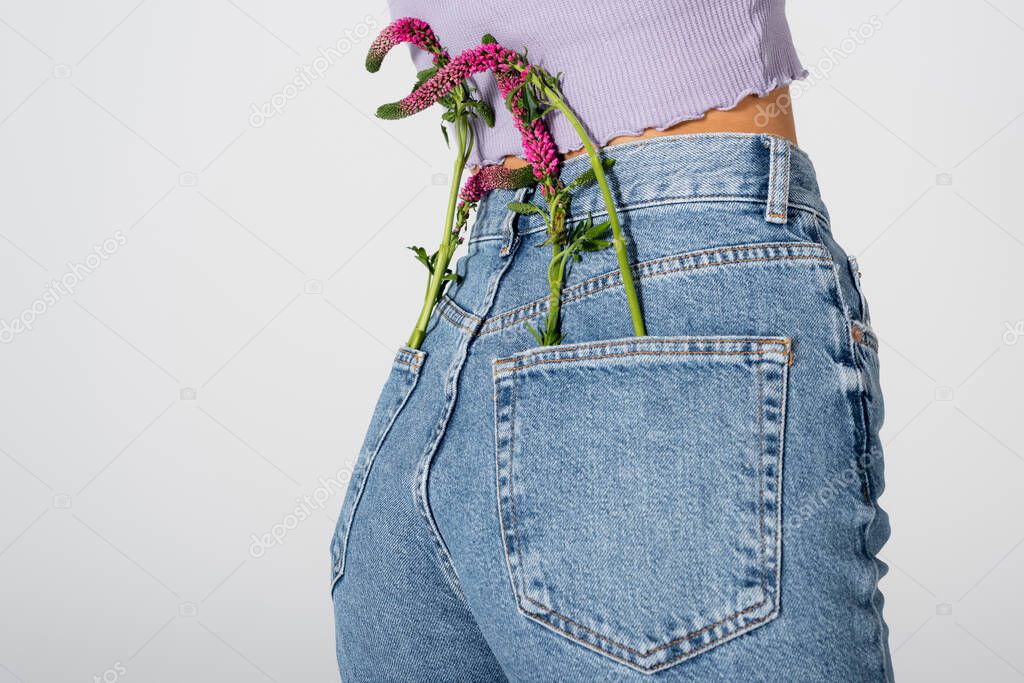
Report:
477,242,832,336
413,338,472,602
853,354,889,681
333,353,424,586
820,208,890,678
757,364,768,599
414,237,522,604
812,216,859,367
437,296,481,332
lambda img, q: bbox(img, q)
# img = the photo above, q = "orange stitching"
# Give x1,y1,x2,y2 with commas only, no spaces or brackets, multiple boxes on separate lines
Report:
497,349,787,374
438,300,478,332
493,385,521,602
521,593,769,658
766,141,791,219
394,349,424,369
757,365,768,598
480,254,831,336
493,338,790,366
506,368,530,600
783,143,792,213
766,142,780,218
522,606,777,671
629,241,822,282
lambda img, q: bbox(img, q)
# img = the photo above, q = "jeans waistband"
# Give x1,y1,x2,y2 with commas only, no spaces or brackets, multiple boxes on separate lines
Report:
469,133,827,244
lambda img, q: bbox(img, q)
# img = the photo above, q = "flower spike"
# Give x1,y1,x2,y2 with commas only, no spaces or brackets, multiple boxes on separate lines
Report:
366,17,446,73
496,69,560,186
375,43,523,120
459,164,537,203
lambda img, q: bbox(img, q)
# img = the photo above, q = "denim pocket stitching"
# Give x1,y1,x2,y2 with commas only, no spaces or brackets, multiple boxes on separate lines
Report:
498,349,779,667
500,348,783,375
493,338,788,672
493,337,791,374
436,296,481,333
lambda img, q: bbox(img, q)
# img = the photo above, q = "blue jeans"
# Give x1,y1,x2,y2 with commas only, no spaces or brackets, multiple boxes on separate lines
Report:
330,134,893,682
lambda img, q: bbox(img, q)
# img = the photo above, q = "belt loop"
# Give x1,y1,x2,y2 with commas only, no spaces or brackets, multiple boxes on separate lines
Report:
764,135,791,225
500,187,530,257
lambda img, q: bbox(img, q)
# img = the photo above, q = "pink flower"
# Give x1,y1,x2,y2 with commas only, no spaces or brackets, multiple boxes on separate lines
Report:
377,43,523,119
366,18,446,73
496,69,561,185
373,36,562,194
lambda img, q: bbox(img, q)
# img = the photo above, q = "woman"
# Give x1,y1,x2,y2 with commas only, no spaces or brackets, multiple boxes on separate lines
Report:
330,1,892,680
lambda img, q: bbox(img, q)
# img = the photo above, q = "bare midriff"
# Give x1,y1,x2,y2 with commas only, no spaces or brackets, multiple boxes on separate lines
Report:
496,86,796,170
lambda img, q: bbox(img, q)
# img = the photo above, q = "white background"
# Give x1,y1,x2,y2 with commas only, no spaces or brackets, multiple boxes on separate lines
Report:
1,1,1021,681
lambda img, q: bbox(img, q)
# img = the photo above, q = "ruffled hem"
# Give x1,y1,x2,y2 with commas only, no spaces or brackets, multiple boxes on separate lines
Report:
473,71,808,167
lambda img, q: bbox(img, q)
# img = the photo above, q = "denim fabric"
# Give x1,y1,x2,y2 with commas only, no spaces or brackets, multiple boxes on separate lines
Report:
330,133,893,682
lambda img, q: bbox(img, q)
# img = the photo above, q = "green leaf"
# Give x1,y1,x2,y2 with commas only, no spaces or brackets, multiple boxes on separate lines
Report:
579,239,611,252
522,85,539,122
481,33,497,45
524,321,544,345
474,100,496,127
414,66,439,88
407,246,433,271
440,123,450,147
504,81,525,112
507,201,544,216
537,68,563,93
441,272,461,283
584,219,612,239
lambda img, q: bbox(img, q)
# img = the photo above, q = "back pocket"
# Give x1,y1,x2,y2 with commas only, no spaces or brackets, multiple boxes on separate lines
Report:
331,347,425,590
492,336,790,673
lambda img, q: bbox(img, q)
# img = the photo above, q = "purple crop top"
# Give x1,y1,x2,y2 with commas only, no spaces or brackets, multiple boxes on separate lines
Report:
386,0,806,166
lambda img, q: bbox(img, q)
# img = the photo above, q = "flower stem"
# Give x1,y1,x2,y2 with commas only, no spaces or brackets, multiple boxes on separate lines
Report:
543,211,567,344
539,85,646,337
407,114,471,349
